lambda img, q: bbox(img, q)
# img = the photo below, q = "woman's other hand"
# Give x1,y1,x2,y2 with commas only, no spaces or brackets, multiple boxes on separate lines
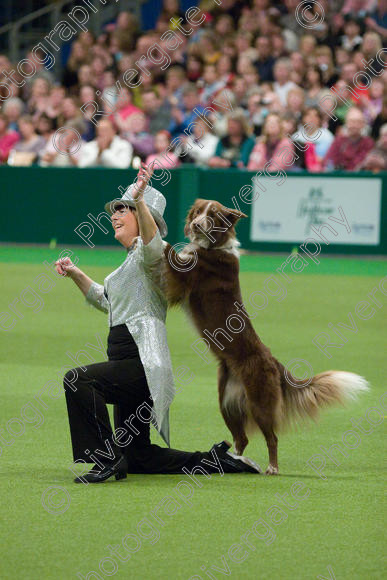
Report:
55,257,78,278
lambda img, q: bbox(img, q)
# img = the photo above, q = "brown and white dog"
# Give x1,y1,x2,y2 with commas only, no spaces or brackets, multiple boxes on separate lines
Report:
164,199,369,474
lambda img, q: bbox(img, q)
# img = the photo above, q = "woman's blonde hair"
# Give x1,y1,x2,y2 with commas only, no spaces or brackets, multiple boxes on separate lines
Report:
362,32,382,56
262,113,283,143
227,109,253,137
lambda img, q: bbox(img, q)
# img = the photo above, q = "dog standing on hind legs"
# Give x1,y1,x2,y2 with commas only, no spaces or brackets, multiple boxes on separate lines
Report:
163,199,369,475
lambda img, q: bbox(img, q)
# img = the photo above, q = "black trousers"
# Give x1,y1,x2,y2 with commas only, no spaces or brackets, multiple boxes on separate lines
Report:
64,325,220,474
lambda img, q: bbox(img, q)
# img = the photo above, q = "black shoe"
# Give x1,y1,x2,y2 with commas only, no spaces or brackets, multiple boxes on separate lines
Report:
210,440,232,454
74,456,128,483
214,448,262,474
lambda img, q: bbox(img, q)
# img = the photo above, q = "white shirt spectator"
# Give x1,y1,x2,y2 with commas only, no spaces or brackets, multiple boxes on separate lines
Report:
187,132,219,165
78,135,132,168
39,137,86,167
292,127,334,159
273,81,296,107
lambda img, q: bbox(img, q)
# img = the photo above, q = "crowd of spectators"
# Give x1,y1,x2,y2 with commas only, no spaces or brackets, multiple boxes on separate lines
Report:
0,0,386,172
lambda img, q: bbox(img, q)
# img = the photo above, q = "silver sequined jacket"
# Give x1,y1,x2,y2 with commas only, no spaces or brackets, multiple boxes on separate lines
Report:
85,230,175,445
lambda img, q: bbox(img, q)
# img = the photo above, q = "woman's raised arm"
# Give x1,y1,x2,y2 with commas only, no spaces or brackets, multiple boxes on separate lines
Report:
131,163,158,245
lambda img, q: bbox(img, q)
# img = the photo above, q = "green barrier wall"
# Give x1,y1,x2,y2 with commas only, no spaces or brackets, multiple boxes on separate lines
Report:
1,166,386,255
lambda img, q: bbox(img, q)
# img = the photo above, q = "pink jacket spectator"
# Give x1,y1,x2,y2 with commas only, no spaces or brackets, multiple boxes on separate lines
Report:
118,104,142,121
0,131,19,162
247,137,295,171
304,143,322,172
145,152,181,170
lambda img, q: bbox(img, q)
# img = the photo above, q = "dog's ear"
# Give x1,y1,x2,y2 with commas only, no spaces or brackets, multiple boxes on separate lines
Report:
224,208,248,224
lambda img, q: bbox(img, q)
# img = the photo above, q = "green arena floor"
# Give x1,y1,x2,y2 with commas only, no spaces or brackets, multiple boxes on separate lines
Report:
0,245,385,579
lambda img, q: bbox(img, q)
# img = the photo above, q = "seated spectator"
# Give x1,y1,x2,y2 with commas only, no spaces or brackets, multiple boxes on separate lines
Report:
36,114,56,142
63,41,90,89
184,119,218,166
79,85,98,142
295,108,334,164
122,112,155,160
363,79,383,124
158,0,185,29
245,91,267,137
299,35,317,60
282,113,311,171
230,76,249,109
324,107,374,171
289,52,306,86
101,71,119,111
58,97,85,129
247,113,295,172
39,121,86,167
335,47,352,70
186,54,203,83
169,84,205,138
254,36,275,83
214,13,235,40
216,55,234,88
273,59,296,107
199,64,226,106
113,87,142,132
286,87,305,123
271,32,289,59
365,0,387,38
141,89,172,136
78,119,132,168
198,32,222,65
109,11,139,53
24,50,55,87
28,78,51,119
371,95,387,140
9,116,46,164
337,62,370,105
304,65,329,109
3,98,24,132
314,46,337,87
90,56,108,92
282,113,298,142
209,110,255,169
165,65,188,103
242,66,260,93
342,0,376,18
45,86,65,122
146,130,180,170
341,17,363,51
0,113,19,163
78,64,94,87
361,31,384,76
361,123,387,172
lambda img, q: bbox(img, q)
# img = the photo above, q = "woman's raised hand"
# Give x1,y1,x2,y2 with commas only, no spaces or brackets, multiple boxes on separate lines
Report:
132,163,154,202
55,257,77,277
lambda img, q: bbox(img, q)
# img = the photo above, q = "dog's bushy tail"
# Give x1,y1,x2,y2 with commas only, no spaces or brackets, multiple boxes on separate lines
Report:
279,369,369,427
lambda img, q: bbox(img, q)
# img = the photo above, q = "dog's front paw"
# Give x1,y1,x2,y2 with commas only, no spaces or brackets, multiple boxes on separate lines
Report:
265,464,279,476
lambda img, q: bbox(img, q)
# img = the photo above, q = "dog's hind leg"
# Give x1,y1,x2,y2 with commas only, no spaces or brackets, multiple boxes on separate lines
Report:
218,362,249,455
247,400,279,475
